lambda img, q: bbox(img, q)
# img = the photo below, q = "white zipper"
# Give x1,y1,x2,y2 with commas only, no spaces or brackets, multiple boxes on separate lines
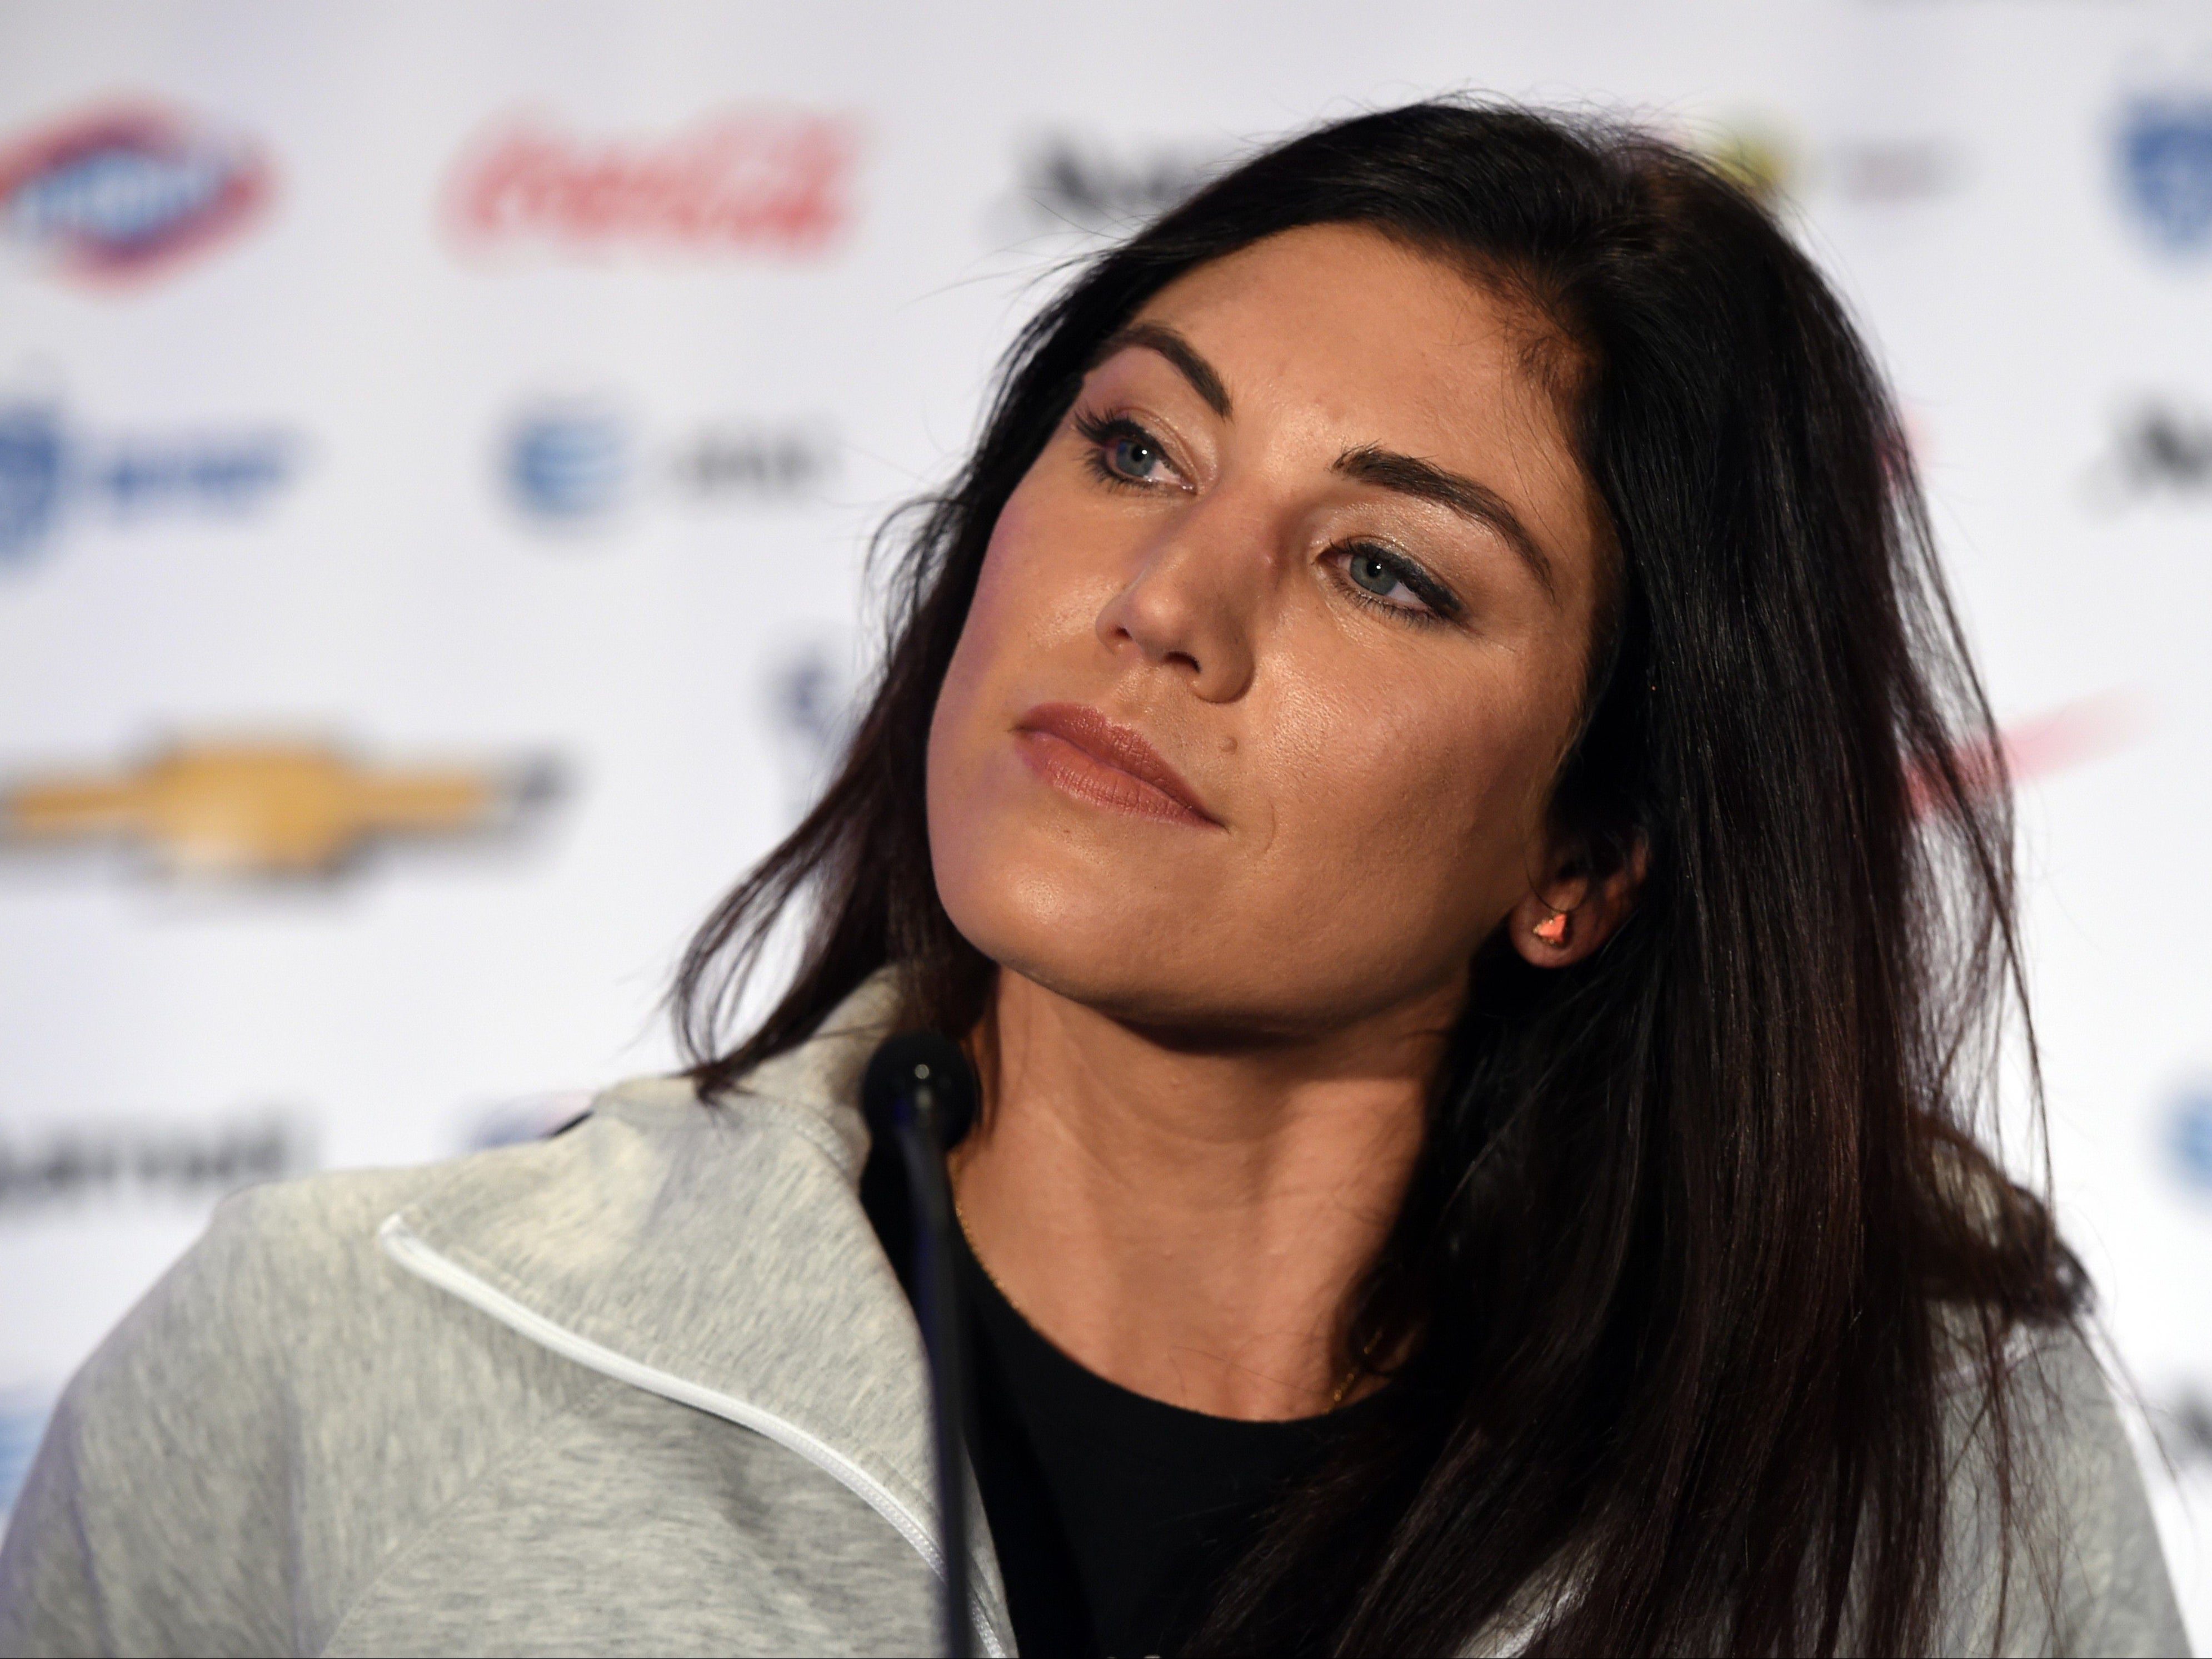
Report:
378,1212,1008,1657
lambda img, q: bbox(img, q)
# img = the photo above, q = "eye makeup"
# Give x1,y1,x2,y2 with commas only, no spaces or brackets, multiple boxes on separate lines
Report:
1327,541,1465,625
1071,403,1470,628
1072,408,1186,492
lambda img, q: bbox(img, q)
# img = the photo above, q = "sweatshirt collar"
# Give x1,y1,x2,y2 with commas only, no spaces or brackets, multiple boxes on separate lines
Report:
381,972,1013,1650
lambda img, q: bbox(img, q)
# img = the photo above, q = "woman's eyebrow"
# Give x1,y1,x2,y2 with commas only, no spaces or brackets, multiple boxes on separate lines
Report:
1085,327,1560,603
1088,322,1232,418
1333,445,1560,603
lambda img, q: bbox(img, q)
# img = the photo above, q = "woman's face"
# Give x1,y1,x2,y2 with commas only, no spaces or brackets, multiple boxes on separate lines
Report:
927,223,1609,1037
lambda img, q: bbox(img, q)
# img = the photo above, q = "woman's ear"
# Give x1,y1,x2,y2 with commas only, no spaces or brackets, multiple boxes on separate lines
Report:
1509,838,1649,968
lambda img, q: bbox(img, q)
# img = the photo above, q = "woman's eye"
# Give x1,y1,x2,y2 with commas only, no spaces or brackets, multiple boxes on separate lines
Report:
1106,433,1165,480
1073,411,1182,491
1340,547,1434,614
1347,550,1402,597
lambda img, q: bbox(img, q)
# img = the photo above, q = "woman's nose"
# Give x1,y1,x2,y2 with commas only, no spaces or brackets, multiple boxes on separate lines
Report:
1091,497,1271,703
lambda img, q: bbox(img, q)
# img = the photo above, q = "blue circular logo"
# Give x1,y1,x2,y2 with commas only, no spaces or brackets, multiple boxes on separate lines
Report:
505,406,630,521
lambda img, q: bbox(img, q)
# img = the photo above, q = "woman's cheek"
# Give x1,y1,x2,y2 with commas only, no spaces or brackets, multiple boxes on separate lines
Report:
931,506,1046,763
1271,681,1539,930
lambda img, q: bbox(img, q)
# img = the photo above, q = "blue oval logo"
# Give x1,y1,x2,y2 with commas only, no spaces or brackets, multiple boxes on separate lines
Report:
0,105,270,282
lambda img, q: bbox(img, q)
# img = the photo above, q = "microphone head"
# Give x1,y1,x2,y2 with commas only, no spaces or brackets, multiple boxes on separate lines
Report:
861,1030,978,1149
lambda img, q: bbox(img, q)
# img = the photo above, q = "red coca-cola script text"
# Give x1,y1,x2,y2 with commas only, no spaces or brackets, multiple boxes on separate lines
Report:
449,112,857,255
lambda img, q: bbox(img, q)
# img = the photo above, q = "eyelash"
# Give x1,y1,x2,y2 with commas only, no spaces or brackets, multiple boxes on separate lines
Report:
1072,408,1170,492
1329,545,1457,628
1071,405,1464,628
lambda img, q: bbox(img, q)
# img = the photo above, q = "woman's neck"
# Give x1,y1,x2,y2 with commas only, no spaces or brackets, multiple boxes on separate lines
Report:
946,968,1450,1420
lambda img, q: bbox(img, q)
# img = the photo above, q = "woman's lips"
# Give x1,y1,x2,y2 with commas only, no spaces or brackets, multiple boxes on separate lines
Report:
1013,703,1222,828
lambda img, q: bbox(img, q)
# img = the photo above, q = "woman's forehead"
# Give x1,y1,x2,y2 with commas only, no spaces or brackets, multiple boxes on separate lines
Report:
1126,231,1559,438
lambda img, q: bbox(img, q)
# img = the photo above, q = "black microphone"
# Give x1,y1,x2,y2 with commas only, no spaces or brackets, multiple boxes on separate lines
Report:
861,1031,981,1659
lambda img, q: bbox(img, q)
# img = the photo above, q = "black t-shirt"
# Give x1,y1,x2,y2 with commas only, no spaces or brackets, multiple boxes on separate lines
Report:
862,1151,1377,1659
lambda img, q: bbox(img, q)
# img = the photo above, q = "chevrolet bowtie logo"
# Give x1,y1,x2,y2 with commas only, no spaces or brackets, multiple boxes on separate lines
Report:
0,740,560,877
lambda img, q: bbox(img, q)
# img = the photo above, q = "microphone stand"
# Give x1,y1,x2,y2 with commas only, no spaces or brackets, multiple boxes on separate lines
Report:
862,1033,981,1659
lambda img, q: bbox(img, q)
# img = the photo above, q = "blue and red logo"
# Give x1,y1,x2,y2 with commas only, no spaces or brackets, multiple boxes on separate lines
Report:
0,103,271,283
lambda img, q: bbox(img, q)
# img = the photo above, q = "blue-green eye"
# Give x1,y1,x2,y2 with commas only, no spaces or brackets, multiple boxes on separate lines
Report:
1347,549,1404,598
1107,432,1165,479
1332,543,1457,623
1073,409,1181,491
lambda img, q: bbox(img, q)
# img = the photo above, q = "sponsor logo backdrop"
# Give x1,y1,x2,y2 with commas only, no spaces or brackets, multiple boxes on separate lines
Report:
1,2,2206,1636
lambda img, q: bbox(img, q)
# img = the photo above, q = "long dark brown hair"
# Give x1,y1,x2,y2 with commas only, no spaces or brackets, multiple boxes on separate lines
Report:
675,101,2083,1656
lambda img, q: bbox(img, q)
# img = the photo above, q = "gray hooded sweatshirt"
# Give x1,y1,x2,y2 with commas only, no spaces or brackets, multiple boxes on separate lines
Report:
0,980,2189,1657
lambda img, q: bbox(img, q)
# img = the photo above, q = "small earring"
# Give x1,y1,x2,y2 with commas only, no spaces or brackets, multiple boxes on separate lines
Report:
1534,909,1570,947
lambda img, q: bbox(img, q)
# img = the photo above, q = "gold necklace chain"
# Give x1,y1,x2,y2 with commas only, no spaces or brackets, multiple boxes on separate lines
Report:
948,1186,1364,1411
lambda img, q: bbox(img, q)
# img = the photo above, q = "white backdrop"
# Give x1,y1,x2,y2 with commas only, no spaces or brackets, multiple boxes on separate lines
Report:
1,1,2206,1638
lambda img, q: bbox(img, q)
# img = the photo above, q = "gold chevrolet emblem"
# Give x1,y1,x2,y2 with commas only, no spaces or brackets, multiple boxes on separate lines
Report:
0,740,558,877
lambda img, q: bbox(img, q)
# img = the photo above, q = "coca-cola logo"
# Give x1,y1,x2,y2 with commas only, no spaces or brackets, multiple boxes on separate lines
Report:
445,109,860,258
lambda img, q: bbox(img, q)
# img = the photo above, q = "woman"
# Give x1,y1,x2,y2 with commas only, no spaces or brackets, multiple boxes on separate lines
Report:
0,102,2184,1657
